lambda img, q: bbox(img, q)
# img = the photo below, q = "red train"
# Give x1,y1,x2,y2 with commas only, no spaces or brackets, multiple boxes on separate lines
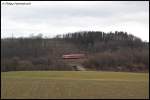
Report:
62,54,86,59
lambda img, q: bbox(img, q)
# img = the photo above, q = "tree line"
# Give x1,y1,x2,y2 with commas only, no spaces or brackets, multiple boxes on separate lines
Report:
1,31,149,72
55,31,146,52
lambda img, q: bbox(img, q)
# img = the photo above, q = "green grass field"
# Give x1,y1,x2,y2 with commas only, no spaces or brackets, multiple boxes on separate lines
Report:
1,71,149,99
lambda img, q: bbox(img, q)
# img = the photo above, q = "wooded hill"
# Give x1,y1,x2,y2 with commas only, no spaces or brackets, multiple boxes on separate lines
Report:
1,31,149,72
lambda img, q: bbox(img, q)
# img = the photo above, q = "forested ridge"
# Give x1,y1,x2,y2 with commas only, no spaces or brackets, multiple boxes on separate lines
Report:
1,31,149,72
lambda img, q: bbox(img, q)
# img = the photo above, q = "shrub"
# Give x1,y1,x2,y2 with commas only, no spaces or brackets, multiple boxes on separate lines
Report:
83,48,149,72
31,57,49,65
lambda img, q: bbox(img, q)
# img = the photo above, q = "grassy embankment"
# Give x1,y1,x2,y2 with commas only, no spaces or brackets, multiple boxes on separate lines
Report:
1,71,149,99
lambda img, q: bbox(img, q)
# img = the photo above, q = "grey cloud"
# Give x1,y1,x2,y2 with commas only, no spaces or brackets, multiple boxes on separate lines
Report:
1,1,149,41
2,1,148,24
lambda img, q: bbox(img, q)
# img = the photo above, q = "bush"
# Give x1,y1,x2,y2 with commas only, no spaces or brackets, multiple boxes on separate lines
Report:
51,60,74,71
31,57,50,65
83,48,149,72
1,57,20,71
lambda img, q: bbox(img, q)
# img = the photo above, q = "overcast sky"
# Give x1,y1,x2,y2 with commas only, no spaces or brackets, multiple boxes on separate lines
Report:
1,1,149,41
